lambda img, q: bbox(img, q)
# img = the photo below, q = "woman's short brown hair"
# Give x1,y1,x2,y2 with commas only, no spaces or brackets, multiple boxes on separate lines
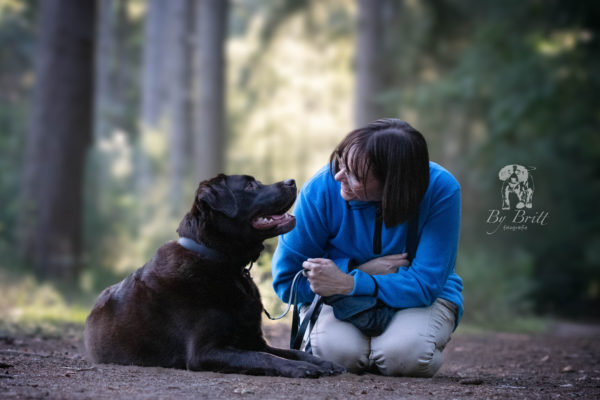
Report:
330,118,430,227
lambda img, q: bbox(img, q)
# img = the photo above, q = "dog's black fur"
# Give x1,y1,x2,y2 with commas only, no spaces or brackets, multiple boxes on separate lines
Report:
84,174,344,378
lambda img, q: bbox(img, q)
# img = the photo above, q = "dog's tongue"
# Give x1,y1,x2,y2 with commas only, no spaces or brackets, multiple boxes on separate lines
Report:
252,213,294,229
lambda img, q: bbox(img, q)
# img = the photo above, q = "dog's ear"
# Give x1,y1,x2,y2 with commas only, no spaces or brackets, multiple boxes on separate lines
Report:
177,212,202,239
196,178,239,218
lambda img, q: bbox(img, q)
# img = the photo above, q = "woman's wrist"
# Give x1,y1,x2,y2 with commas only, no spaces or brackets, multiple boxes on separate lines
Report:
340,273,354,295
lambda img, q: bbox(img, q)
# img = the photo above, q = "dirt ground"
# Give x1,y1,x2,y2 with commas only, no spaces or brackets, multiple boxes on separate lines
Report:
0,321,599,400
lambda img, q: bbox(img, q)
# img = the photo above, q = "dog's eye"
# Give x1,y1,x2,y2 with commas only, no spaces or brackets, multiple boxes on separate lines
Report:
245,181,259,191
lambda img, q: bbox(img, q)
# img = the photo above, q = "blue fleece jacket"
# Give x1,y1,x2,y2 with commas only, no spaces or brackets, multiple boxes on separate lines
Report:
272,161,464,325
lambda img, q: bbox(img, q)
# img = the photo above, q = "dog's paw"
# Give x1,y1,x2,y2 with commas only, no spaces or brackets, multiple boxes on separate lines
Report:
306,358,346,375
279,361,334,379
296,353,346,375
318,360,346,375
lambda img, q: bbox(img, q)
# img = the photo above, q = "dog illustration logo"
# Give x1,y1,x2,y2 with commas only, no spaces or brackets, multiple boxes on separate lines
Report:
498,165,535,210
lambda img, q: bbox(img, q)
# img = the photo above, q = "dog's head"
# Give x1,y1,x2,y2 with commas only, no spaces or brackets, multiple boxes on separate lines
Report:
177,174,297,257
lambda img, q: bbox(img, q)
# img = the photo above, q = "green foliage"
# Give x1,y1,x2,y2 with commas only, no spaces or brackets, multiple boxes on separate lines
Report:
0,268,90,336
458,248,536,328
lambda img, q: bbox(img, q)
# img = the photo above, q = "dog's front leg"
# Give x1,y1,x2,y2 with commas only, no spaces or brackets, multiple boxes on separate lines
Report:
186,346,335,378
263,346,346,374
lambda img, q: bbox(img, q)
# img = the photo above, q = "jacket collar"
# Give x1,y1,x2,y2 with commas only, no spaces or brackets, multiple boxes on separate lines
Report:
345,200,381,210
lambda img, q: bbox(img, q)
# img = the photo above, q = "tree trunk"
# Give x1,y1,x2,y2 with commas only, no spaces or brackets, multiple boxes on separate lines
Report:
94,0,114,140
140,0,168,128
94,0,134,138
112,0,135,132
137,0,169,195
192,0,228,182
19,0,96,281
167,0,194,214
354,0,386,128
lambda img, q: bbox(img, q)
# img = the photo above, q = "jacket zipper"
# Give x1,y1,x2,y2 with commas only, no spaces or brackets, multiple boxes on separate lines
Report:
373,205,383,254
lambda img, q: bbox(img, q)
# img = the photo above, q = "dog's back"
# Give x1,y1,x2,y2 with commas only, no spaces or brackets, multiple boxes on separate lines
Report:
85,247,189,368
84,240,266,368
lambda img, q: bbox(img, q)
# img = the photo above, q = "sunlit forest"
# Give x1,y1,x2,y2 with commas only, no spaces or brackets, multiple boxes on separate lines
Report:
0,0,598,334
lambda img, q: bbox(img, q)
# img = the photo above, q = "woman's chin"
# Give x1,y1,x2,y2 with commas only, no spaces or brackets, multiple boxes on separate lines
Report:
340,189,357,201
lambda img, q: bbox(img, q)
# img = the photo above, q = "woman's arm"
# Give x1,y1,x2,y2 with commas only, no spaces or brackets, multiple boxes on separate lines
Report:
300,253,411,297
357,253,411,275
349,188,461,308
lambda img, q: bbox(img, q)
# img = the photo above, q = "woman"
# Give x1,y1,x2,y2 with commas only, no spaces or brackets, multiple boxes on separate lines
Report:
271,118,463,377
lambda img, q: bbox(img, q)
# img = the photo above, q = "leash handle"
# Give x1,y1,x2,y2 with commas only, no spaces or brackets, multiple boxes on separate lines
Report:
290,294,322,350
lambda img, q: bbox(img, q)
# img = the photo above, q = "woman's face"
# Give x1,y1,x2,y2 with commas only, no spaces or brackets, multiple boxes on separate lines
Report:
334,150,383,202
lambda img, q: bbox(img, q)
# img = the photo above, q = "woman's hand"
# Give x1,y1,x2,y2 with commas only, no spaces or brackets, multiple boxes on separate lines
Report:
357,253,411,275
302,258,354,297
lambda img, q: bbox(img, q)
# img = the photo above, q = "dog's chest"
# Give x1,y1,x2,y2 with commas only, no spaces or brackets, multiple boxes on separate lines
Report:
226,274,265,344
232,273,261,305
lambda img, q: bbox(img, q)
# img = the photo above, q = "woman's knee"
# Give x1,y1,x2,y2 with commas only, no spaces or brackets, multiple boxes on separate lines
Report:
309,306,370,373
312,336,370,373
372,335,442,377
370,302,456,377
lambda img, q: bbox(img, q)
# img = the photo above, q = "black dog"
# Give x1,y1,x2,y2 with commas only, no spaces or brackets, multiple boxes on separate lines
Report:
84,174,344,378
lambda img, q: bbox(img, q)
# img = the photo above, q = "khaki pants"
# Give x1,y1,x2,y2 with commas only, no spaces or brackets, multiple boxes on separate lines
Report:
301,298,457,377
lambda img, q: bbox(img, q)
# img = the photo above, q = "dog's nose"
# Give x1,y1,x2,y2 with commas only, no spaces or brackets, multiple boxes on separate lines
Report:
283,179,296,187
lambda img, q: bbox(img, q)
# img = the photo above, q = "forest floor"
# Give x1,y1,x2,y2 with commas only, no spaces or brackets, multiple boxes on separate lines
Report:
0,321,599,399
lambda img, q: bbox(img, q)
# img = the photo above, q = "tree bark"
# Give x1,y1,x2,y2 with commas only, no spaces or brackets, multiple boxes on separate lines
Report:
354,0,386,128
19,0,96,281
140,0,168,128
192,0,228,182
112,0,136,132
167,0,194,214
137,0,169,195
94,0,134,138
94,0,114,140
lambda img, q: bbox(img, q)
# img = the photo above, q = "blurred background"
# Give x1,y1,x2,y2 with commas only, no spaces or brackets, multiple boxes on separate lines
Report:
0,0,598,335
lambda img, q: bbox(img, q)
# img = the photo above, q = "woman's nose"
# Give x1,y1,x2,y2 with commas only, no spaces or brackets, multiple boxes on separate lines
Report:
334,169,346,182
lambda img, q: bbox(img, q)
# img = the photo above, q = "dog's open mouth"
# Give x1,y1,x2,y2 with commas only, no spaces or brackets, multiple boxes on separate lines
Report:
252,213,295,230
